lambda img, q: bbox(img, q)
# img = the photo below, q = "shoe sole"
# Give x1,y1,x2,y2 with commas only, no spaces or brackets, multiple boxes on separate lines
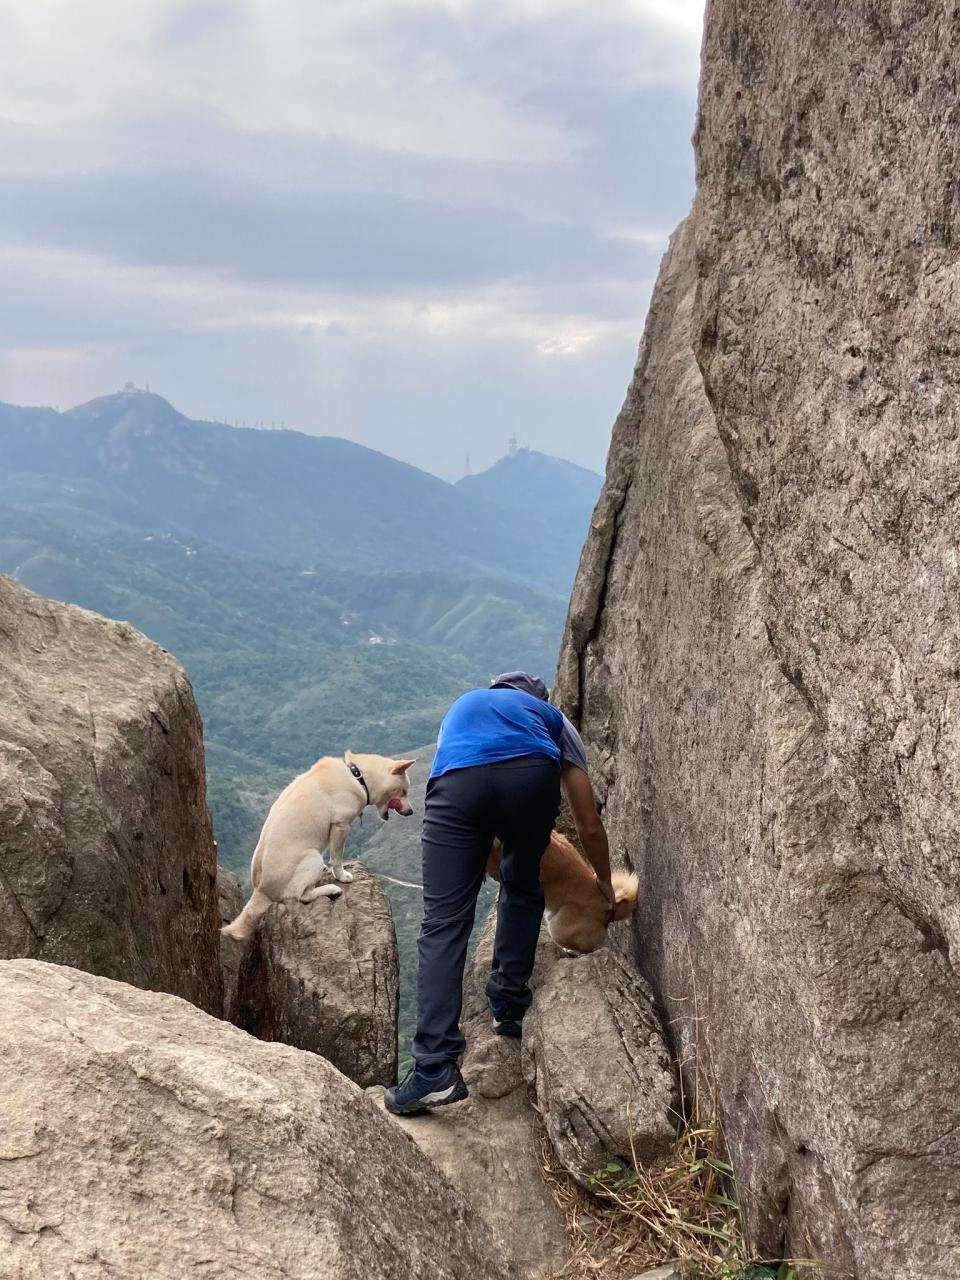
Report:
384,1080,469,1116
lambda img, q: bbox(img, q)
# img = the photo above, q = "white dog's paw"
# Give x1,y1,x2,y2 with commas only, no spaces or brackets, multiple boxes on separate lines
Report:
301,884,343,902
332,866,354,883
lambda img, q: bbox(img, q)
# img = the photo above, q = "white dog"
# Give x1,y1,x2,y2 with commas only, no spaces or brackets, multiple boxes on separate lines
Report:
222,750,415,941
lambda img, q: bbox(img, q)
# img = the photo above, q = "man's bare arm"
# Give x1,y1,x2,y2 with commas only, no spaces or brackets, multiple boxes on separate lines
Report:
561,764,614,903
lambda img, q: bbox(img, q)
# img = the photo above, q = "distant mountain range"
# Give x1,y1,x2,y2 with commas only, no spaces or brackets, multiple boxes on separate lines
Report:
457,445,604,518
0,387,601,887
0,388,600,596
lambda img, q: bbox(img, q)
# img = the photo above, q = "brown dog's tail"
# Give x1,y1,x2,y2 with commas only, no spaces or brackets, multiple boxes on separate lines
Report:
611,869,639,921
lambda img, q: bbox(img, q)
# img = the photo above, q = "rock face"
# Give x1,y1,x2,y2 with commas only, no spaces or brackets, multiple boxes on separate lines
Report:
557,9,960,1275
0,959,514,1280
522,948,676,1189
232,863,399,1088
376,913,569,1280
217,864,246,1019
0,574,221,1013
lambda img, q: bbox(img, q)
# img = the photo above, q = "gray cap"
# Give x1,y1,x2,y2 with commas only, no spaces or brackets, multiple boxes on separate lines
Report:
491,671,549,701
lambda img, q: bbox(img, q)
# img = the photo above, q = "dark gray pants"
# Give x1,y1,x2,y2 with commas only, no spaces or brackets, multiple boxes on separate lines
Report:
412,756,561,1066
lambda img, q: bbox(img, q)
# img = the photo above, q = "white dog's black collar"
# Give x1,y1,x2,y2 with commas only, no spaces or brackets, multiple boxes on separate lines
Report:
345,759,371,805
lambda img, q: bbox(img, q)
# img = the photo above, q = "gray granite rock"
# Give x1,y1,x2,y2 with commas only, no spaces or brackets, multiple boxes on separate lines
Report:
374,911,568,1279
556,8,960,1268
217,864,245,1019
0,959,515,1280
376,905,678,1277
522,948,676,1189
0,573,221,1013
232,862,399,1088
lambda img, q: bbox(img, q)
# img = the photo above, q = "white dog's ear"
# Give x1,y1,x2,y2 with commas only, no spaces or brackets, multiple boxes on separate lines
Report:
390,758,416,774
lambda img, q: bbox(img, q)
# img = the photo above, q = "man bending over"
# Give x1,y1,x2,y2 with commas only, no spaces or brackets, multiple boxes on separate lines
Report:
385,671,613,1115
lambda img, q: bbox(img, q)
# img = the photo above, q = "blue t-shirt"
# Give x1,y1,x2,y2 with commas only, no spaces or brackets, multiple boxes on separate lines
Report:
430,687,589,779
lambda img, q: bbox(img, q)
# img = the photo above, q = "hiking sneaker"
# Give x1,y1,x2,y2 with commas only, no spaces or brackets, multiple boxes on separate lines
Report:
490,1003,525,1039
384,1062,468,1115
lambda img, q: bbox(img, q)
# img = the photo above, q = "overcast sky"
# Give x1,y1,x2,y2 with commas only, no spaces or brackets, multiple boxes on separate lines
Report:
0,0,702,477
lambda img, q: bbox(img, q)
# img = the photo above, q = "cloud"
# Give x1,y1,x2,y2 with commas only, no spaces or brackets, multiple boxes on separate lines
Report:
0,238,649,354
0,1,701,167
0,0,701,473
0,171,660,294
0,232,658,469
0,0,573,163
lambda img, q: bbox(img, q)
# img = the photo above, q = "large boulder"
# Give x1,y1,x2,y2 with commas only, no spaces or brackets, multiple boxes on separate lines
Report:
521,948,676,1189
556,8,960,1272
0,574,221,1013
0,958,516,1280
232,862,399,1088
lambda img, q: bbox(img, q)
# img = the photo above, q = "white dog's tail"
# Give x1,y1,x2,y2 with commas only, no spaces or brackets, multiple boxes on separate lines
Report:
611,870,640,922
221,888,273,942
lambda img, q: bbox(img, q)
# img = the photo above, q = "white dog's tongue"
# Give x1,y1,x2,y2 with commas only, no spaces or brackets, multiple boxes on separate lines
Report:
387,798,404,812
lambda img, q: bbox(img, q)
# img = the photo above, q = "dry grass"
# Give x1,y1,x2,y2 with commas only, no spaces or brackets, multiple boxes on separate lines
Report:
538,1105,820,1280
532,903,830,1280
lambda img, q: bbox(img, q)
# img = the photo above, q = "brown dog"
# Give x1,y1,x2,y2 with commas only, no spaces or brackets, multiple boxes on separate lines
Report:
486,831,639,954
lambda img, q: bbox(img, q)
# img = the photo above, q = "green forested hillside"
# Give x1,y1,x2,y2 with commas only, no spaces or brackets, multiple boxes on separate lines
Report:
0,505,564,874
0,508,516,1062
0,389,599,1056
